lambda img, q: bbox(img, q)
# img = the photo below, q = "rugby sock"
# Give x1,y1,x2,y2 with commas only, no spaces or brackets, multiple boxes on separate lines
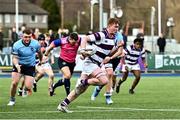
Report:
84,79,89,85
19,87,23,90
10,97,15,102
61,98,70,106
98,85,104,90
64,78,70,96
53,79,64,89
33,79,37,84
24,87,30,91
81,79,88,86
118,79,124,85
105,92,111,99
95,85,103,93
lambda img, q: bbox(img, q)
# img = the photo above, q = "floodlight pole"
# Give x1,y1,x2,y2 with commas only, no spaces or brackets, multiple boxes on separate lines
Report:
15,0,19,33
90,0,98,31
99,0,103,31
110,0,115,18
151,6,156,53
158,0,162,36
61,0,64,29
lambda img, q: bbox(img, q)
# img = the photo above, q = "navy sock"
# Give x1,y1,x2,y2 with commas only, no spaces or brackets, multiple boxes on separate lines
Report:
61,98,70,106
105,92,111,99
81,79,88,86
10,97,15,102
53,79,64,89
99,85,104,90
24,87,29,91
64,78,70,96
95,85,103,93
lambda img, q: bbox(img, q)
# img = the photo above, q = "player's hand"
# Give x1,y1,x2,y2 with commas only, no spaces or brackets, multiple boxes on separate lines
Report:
80,54,85,60
43,55,48,61
103,56,111,64
37,62,42,66
144,63,148,68
40,55,48,64
15,64,21,73
79,49,91,58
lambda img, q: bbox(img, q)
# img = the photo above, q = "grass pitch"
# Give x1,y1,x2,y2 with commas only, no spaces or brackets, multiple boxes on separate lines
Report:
0,75,180,119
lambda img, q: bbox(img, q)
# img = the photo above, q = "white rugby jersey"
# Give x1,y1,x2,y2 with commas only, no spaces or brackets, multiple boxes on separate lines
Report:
87,29,116,66
123,45,145,65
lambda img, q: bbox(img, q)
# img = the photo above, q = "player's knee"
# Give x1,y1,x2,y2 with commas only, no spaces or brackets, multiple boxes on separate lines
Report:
25,83,32,89
106,69,114,76
106,72,113,77
135,76,141,80
38,72,44,75
12,81,18,87
64,74,71,79
49,74,54,79
100,78,109,85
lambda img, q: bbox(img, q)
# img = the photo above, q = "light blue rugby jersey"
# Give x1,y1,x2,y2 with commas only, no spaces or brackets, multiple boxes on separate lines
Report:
12,39,41,66
115,31,123,44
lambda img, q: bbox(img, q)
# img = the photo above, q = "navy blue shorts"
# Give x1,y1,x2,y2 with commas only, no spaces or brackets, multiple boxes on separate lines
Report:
12,65,36,77
110,57,121,71
58,57,76,75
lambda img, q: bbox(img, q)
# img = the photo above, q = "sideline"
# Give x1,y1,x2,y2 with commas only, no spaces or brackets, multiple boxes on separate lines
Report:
0,72,180,78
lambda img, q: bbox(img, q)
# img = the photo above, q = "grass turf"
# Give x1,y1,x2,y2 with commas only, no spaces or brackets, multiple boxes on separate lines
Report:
0,76,180,119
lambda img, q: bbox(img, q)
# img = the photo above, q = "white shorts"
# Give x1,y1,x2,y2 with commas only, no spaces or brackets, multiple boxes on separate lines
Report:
104,62,113,69
122,63,140,72
36,62,52,71
81,58,100,76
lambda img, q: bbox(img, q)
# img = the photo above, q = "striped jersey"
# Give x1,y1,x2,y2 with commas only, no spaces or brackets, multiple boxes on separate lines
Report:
87,29,116,66
36,41,48,64
123,45,145,65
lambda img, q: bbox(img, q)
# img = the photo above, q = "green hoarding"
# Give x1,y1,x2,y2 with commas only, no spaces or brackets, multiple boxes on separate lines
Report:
1,54,179,71
147,54,180,70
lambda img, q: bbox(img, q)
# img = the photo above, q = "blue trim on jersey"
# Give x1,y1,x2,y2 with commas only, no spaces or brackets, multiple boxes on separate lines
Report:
53,39,62,47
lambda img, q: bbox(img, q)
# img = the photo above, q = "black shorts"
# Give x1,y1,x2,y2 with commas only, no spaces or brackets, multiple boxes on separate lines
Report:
12,65,36,77
58,57,76,75
110,57,121,71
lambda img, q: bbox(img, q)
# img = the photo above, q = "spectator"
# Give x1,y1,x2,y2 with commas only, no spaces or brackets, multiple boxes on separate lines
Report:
34,28,41,39
11,27,18,46
157,33,166,54
0,27,4,53
48,29,56,44
55,28,62,39
18,25,26,39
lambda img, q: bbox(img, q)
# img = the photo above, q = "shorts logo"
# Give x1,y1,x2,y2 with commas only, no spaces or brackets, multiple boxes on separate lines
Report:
62,62,66,65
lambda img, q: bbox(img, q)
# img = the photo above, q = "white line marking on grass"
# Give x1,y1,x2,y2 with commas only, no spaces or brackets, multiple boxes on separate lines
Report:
77,106,180,112
0,111,60,113
1,106,180,114
0,110,115,114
